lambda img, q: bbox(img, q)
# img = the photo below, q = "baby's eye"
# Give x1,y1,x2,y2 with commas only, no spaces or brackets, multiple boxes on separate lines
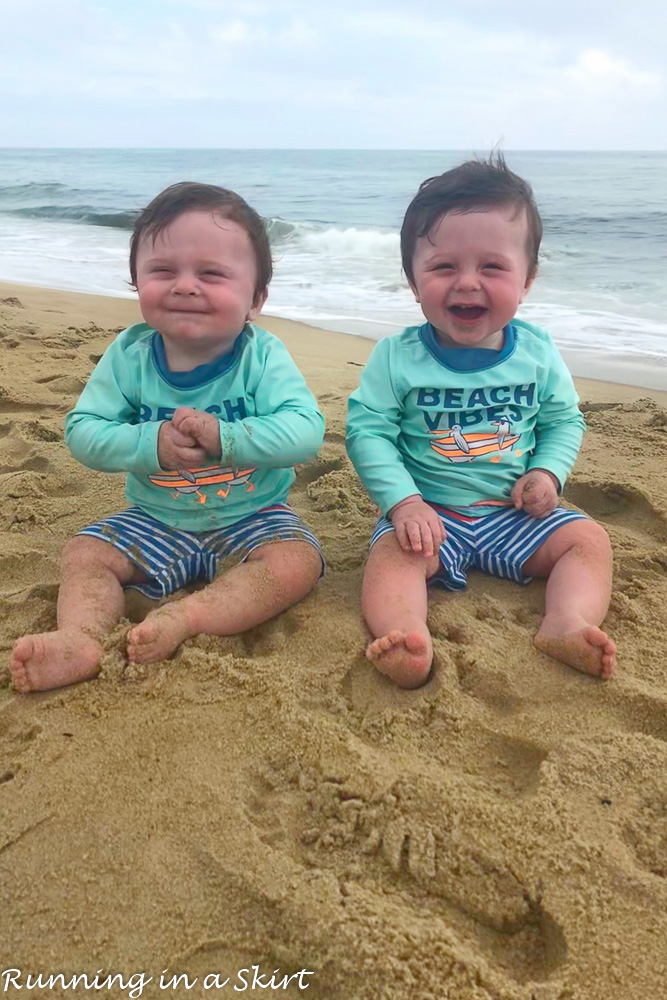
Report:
434,263,454,271
483,263,503,271
202,270,225,278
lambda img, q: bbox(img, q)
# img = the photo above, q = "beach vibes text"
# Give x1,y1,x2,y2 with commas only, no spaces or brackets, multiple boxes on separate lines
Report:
1,967,314,996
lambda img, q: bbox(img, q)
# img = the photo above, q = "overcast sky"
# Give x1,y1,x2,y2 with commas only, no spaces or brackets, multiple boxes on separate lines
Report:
1,0,664,149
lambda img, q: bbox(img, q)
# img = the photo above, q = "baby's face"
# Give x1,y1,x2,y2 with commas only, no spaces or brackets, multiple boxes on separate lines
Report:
135,210,266,369
409,206,535,350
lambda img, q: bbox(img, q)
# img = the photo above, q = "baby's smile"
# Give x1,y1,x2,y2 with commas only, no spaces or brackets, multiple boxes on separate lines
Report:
448,305,488,321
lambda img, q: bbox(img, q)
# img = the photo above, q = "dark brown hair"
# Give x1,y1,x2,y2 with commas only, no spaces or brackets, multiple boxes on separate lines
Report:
400,154,542,284
129,181,272,303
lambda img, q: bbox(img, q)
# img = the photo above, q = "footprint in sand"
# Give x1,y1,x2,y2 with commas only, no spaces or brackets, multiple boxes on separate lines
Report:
564,479,667,544
341,653,548,801
46,376,87,396
0,424,52,473
454,649,526,714
0,456,50,475
379,811,567,984
604,688,667,745
243,765,567,986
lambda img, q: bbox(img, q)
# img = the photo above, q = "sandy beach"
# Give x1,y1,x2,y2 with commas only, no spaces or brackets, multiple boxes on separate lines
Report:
2,280,667,1000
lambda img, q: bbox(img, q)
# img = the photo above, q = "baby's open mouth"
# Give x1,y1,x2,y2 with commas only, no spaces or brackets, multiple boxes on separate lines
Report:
449,306,487,320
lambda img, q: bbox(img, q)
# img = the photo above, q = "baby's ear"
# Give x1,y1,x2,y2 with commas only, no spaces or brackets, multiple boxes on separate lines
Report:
247,287,268,321
521,268,537,301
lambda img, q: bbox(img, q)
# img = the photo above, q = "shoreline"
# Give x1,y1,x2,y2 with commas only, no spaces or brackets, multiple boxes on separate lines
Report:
1,279,666,396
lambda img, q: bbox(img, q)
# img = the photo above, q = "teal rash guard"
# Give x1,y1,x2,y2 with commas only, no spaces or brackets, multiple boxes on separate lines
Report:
346,319,586,516
65,322,324,530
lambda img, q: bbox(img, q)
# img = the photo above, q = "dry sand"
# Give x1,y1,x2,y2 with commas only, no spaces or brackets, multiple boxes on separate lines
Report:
1,281,667,1000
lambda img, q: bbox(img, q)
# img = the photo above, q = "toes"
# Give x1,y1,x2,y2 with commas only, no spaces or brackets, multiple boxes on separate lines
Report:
12,636,35,663
11,667,31,693
127,624,155,648
366,638,382,659
367,631,402,659
404,631,428,654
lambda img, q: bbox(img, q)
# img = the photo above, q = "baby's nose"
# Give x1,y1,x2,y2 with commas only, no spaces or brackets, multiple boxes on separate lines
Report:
172,275,199,295
455,269,481,290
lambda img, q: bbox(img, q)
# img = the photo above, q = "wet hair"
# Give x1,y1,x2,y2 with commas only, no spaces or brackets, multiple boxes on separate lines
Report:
400,153,542,284
129,181,272,303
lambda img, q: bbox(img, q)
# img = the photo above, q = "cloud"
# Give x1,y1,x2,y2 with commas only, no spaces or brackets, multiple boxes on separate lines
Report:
209,16,317,47
210,18,249,43
566,49,662,93
0,0,665,147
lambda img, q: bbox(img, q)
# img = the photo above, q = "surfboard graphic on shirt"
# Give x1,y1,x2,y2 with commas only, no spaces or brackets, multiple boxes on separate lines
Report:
429,422,521,464
147,465,256,503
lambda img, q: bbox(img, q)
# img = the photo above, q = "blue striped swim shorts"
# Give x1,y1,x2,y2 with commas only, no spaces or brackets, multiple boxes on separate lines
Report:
77,504,324,601
370,503,586,590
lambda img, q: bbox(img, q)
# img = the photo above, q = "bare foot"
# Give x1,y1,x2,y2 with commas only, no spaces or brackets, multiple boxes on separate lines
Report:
366,629,433,688
11,629,103,693
126,603,195,664
535,618,616,679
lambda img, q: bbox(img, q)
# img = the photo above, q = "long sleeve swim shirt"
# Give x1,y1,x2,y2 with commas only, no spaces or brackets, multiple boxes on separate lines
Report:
346,320,585,515
65,322,324,530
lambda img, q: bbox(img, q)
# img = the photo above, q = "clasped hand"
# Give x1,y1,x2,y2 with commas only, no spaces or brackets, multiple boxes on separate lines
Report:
157,408,222,470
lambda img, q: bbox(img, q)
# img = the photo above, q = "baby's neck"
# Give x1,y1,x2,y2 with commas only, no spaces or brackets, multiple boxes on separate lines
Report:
433,328,505,352
161,335,239,373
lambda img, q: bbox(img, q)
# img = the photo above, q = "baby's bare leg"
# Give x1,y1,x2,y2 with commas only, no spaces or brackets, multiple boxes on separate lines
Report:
523,519,616,678
362,532,441,689
11,537,140,693
126,540,322,664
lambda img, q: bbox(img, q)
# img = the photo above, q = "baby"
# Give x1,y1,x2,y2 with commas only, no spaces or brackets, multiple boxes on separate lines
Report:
12,182,324,692
346,156,615,688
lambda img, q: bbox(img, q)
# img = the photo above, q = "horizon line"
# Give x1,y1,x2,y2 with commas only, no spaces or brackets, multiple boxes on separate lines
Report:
0,146,665,154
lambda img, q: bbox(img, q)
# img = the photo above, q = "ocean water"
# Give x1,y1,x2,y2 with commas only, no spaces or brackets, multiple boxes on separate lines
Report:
0,148,666,372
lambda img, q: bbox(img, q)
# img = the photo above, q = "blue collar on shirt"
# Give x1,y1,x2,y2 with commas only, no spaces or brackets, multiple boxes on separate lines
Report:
151,329,245,388
419,322,517,372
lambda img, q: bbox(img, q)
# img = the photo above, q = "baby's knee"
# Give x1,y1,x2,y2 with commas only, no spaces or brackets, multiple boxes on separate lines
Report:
578,518,611,550
256,540,322,588
61,534,134,579
567,518,612,563
367,531,441,576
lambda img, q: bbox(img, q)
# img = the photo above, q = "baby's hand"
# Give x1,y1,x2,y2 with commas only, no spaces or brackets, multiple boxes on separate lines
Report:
511,469,559,518
172,408,222,459
157,420,207,471
389,496,447,557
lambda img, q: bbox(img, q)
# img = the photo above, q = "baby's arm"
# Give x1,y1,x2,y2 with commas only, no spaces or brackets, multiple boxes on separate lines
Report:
65,338,161,475
347,338,443,556
198,338,323,469
527,345,586,493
